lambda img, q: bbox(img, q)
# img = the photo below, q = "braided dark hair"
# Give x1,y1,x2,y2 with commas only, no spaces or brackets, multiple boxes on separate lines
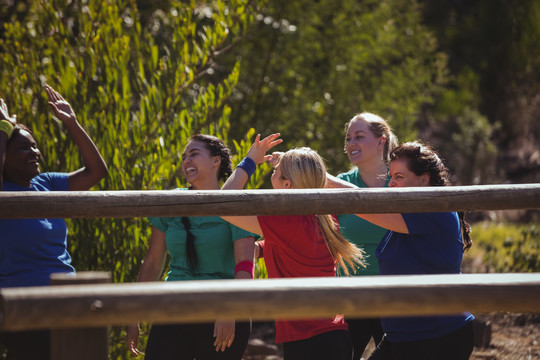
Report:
181,216,198,274
182,135,232,273
189,134,232,182
390,141,472,252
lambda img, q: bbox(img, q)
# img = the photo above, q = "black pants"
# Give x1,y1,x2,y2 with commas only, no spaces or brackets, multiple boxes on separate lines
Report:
283,330,353,360
368,321,475,360
144,321,251,360
0,330,50,360
347,318,384,360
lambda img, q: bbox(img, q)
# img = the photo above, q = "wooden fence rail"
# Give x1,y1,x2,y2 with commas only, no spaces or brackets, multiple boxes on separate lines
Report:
1,273,540,332
0,183,539,218
1,185,539,359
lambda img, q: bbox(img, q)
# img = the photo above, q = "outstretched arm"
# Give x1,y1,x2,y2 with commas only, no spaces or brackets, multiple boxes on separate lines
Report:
326,172,409,233
45,85,108,191
221,133,282,235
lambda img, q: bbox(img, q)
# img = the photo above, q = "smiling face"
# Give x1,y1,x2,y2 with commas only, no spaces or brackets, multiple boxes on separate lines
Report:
4,129,41,186
344,118,385,167
388,159,429,188
181,140,221,189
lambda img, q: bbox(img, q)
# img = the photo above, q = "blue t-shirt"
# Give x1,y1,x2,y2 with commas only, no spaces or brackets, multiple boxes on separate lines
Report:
149,189,258,281
376,212,474,342
0,172,75,288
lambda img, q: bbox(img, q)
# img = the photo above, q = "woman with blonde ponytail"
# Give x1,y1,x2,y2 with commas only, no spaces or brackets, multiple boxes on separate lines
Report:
221,134,364,360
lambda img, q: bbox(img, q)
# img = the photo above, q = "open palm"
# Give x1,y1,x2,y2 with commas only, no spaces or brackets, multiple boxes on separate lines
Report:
45,84,77,125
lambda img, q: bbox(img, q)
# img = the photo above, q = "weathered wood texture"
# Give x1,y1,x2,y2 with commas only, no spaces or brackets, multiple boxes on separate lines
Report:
0,184,539,218
49,272,110,360
1,273,539,331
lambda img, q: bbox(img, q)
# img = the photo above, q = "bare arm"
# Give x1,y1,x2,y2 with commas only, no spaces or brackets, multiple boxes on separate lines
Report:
126,227,168,356
326,172,409,233
221,133,282,235
233,236,256,279
221,168,263,235
213,235,256,352
45,85,108,191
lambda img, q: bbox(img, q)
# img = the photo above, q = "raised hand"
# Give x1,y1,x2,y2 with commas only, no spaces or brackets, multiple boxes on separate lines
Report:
0,98,17,125
246,133,283,165
45,84,77,126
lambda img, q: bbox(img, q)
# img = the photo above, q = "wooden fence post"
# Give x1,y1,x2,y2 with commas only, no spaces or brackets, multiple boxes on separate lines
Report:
49,271,111,360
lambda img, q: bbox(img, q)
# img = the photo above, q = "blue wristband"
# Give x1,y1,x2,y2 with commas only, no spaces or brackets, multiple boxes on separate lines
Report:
237,157,257,177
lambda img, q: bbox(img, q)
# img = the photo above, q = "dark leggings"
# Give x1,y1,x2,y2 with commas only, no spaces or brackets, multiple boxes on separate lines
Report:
282,329,353,360
368,321,475,360
144,321,251,360
347,318,384,360
0,330,50,360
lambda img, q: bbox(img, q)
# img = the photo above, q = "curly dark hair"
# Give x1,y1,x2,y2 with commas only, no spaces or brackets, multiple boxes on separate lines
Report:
189,134,233,182
390,141,451,186
390,141,472,252
6,124,32,145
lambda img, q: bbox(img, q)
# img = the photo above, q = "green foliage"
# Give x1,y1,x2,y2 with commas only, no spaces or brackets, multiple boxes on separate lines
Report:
0,0,264,357
467,223,540,273
421,0,540,183
223,0,446,174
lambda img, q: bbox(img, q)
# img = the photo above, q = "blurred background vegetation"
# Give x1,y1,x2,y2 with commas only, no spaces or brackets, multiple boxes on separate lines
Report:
1,0,539,358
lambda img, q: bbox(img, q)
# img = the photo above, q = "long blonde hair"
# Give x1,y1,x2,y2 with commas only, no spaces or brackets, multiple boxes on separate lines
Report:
279,148,365,275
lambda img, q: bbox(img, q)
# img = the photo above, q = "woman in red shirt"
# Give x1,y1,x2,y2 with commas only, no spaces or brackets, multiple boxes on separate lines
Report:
221,133,364,360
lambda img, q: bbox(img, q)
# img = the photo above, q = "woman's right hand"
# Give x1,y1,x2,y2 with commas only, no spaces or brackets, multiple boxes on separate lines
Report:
126,323,142,357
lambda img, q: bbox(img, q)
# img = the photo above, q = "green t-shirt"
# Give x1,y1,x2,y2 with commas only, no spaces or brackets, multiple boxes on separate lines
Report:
337,169,389,276
148,190,257,281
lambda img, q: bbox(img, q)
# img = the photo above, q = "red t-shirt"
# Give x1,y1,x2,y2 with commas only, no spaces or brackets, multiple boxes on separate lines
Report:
257,215,348,343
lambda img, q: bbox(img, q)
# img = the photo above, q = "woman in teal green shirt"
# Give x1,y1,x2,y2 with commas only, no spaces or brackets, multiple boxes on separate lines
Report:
329,113,398,360
126,135,257,360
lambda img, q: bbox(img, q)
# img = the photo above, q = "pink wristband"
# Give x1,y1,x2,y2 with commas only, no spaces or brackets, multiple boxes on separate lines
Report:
235,260,255,278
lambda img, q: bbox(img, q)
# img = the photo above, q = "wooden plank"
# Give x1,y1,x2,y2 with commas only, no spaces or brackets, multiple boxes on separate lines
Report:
0,184,539,218
1,273,539,331
49,272,110,360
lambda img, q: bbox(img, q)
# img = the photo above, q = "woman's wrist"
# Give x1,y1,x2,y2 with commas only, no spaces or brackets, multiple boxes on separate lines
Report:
0,120,14,139
234,260,255,278
236,157,257,177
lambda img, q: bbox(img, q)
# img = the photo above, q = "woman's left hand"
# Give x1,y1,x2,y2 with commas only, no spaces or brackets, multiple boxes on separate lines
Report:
45,84,77,126
246,133,282,165
213,319,236,352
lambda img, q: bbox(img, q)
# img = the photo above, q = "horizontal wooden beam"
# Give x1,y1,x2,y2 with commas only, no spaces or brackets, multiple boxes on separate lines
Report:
0,184,539,218
1,273,539,331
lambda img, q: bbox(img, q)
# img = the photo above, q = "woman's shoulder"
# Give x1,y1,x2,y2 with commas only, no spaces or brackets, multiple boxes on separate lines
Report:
30,172,69,190
337,168,358,180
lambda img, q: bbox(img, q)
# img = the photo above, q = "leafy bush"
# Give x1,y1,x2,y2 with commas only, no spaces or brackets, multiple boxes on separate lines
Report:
466,223,540,273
